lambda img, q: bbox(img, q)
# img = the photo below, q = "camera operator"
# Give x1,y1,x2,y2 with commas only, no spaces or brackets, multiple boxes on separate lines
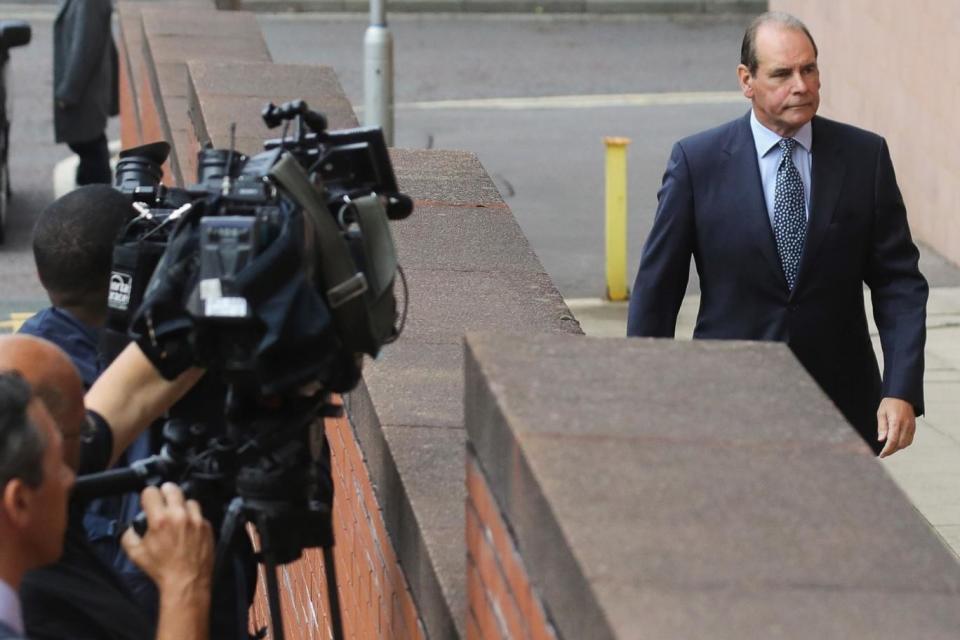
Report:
20,184,184,612
19,185,132,388
0,335,212,640
66,103,408,640
21,186,255,637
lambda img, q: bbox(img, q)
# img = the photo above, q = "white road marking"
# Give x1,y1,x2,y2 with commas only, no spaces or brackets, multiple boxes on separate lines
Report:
0,5,57,20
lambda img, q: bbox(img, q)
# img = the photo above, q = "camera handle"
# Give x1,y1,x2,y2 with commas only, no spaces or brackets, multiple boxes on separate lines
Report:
261,100,328,147
72,452,176,503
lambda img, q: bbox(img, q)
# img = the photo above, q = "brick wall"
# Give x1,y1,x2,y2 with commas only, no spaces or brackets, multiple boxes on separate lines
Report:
248,401,426,639
466,452,557,640
770,0,960,266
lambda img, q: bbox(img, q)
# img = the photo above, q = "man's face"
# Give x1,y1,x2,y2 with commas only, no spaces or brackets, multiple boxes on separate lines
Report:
23,399,75,565
738,23,820,137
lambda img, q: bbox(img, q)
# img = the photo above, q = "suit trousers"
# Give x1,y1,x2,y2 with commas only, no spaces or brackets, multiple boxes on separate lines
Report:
68,133,111,185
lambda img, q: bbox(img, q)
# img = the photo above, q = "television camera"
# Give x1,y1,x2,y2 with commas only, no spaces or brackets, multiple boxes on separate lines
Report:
76,100,411,640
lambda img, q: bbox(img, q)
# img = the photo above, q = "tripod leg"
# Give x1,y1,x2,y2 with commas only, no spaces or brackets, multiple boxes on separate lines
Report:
264,558,286,640
322,546,344,640
213,497,245,582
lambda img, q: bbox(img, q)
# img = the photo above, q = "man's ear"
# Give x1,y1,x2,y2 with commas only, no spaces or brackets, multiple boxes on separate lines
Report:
737,64,754,99
1,479,34,530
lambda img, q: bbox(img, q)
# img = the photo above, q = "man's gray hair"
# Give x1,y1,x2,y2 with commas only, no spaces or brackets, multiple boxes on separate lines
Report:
741,11,818,75
0,371,45,489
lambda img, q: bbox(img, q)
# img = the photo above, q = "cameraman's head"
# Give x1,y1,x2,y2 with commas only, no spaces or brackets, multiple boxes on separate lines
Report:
33,185,133,327
0,336,85,472
0,371,75,578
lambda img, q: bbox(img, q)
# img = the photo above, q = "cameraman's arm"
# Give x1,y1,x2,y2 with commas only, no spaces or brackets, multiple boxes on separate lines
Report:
121,483,213,640
86,342,204,467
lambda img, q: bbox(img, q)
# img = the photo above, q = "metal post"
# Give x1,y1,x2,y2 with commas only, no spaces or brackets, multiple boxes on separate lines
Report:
364,0,394,145
604,137,631,301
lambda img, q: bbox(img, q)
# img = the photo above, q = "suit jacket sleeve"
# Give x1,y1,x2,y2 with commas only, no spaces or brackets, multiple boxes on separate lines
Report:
0,620,26,639
627,142,694,337
865,138,928,414
55,0,112,107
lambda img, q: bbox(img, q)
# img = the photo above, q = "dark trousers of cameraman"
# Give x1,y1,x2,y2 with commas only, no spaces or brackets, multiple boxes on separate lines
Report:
68,134,112,185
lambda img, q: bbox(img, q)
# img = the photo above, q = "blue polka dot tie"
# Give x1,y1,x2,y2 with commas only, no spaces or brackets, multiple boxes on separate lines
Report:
773,137,806,290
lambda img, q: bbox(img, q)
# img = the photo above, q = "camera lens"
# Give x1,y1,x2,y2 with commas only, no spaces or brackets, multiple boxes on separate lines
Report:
115,141,170,194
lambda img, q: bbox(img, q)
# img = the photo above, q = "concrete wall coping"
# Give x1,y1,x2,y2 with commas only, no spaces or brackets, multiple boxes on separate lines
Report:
341,146,581,636
186,60,357,158
138,6,270,184
464,332,960,639
179,45,581,637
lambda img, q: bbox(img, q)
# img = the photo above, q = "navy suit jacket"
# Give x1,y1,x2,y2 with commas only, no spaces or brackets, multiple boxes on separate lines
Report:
0,620,25,639
627,112,928,450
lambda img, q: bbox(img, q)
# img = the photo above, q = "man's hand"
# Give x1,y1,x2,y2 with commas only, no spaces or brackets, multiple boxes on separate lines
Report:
121,483,213,640
121,482,213,590
877,397,916,458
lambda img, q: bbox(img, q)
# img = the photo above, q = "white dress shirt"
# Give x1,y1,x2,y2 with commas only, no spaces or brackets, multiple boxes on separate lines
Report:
750,109,813,227
0,578,23,636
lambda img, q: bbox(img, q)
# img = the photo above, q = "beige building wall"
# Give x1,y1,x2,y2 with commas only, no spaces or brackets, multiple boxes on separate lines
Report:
770,0,960,264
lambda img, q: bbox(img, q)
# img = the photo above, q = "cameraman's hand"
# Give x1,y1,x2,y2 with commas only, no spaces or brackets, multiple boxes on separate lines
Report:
121,483,214,640
122,482,213,590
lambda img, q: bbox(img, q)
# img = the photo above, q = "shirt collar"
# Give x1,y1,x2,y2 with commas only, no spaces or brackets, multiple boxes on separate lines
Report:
52,306,100,343
750,109,813,158
0,578,23,635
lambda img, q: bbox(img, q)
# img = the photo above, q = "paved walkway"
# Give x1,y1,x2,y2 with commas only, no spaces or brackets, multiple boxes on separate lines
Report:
568,288,960,558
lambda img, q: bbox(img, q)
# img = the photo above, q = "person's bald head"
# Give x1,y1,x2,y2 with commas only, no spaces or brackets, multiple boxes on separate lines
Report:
0,335,85,470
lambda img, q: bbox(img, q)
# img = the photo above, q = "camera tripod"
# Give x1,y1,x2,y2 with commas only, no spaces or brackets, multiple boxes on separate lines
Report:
74,386,346,640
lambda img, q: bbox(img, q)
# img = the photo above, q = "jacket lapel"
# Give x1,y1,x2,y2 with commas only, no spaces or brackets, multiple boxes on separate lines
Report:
794,117,844,294
724,113,785,286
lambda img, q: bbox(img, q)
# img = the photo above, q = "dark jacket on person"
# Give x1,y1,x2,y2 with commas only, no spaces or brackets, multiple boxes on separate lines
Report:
53,0,118,144
627,113,928,453
18,308,160,616
21,516,156,640
21,417,156,640
0,620,26,640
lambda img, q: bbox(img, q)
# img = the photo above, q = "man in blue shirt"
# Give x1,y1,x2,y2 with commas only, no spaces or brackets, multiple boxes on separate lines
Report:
19,185,131,387
17,185,164,611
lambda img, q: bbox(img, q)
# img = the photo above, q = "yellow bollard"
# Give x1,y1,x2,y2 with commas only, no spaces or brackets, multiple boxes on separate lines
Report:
604,136,631,301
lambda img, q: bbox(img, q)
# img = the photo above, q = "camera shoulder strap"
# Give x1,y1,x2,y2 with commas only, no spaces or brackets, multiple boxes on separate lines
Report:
269,152,376,355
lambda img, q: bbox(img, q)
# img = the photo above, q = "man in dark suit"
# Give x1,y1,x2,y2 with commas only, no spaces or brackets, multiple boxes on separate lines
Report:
54,0,118,185
627,12,927,458
0,336,214,640
0,372,71,640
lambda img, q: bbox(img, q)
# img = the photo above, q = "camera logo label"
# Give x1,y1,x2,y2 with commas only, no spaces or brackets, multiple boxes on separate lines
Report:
108,272,133,310
205,297,249,318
